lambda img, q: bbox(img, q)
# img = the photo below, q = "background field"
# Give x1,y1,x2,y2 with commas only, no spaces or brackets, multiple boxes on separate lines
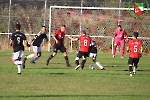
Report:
0,51,150,100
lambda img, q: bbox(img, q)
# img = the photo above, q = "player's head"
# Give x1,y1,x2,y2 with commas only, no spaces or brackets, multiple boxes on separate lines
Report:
81,30,86,35
60,25,66,32
41,26,46,34
15,23,21,30
133,31,139,39
117,25,122,31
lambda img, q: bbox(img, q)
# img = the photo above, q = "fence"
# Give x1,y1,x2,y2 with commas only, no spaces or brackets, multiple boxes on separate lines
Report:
0,0,150,54
48,5,150,54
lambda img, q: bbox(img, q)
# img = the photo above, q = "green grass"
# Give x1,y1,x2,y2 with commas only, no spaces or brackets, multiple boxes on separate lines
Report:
0,51,150,100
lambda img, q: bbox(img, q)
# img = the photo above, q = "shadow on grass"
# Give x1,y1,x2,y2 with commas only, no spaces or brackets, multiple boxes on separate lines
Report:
0,94,149,98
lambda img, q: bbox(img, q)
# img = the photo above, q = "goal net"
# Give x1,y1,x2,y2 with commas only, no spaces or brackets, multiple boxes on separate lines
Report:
49,6,150,54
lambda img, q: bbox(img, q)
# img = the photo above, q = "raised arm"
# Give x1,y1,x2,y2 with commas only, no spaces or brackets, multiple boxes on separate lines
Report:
68,35,78,41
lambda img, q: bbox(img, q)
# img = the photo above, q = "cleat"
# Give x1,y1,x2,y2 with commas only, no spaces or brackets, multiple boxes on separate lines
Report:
75,65,80,70
67,64,71,67
121,56,124,59
112,55,115,58
18,73,21,75
130,73,132,77
22,56,27,68
130,72,132,77
30,61,36,64
46,60,49,66
101,68,105,70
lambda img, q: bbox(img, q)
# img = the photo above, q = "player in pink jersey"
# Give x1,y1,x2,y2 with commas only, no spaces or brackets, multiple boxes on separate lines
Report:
68,30,93,70
127,32,143,77
112,25,128,58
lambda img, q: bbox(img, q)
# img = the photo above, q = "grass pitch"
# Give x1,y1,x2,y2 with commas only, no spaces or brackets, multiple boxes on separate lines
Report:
0,51,150,100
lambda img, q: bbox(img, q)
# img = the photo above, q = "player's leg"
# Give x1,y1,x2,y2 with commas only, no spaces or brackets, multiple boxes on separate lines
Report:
46,45,57,66
81,56,86,69
128,57,133,77
90,53,105,70
75,51,83,70
94,59,105,70
12,50,23,74
133,58,139,74
113,39,119,57
30,46,41,63
120,39,125,58
22,47,35,68
61,46,70,67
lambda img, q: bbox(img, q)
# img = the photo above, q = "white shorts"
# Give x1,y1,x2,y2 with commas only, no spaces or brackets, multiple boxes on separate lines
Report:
89,53,97,59
32,46,41,52
12,50,24,60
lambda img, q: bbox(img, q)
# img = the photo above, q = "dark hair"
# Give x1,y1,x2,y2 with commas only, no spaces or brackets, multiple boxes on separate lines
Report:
42,26,46,30
15,23,21,30
42,26,46,28
81,30,86,35
118,25,122,28
133,32,139,38
61,25,66,28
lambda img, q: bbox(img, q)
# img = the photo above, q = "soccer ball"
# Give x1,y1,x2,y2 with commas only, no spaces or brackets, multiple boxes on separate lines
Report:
89,65,94,70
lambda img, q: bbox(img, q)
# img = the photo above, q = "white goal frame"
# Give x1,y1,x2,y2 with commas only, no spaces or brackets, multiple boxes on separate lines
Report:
48,6,150,52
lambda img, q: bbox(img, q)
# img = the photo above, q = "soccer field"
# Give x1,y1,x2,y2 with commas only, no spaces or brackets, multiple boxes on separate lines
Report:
0,51,150,100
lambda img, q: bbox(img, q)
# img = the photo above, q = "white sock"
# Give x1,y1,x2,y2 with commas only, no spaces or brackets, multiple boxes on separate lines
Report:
27,54,34,59
17,64,22,73
96,61,103,69
14,61,22,65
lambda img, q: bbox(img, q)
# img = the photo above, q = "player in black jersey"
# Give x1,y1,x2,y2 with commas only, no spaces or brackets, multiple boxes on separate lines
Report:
22,26,49,68
89,40,105,70
10,23,30,74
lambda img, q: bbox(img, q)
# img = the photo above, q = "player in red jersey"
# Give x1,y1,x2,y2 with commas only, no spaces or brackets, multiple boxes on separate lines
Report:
113,25,128,58
46,25,70,67
68,30,93,70
127,32,143,77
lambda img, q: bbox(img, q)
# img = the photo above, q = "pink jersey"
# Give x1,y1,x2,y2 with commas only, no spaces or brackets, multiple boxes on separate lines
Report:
114,30,128,40
78,35,93,52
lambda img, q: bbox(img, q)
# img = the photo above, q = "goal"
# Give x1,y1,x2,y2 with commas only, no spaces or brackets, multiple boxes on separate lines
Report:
48,6,150,53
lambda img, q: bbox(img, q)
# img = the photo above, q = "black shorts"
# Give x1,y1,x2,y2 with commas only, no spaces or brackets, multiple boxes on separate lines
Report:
77,51,89,58
53,44,66,53
128,57,139,65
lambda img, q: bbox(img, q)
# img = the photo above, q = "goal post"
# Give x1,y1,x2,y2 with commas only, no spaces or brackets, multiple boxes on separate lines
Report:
48,6,150,53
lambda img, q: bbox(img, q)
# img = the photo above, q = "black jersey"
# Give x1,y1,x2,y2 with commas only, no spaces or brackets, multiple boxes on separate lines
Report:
11,31,27,52
89,41,97,53
32,32,48,47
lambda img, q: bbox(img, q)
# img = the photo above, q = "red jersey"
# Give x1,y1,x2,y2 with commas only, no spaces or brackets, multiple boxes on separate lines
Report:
114,30,128,40
78,35,93,52
127,39,142,58
54,29,65,45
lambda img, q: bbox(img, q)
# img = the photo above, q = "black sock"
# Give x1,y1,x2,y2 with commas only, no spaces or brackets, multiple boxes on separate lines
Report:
64,56,70,65
75,60,79,66
129,65,133,73
47,55,54,61
134,64,138,69
81,60,86,68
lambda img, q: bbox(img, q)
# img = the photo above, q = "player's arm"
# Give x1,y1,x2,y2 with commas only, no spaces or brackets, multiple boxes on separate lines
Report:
124,31,129,42
126,46,129,53
113,32,117,39
126,42,130,53
52,33,59,44
9,40,13,46
68,35,78,41
139,46,143,57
